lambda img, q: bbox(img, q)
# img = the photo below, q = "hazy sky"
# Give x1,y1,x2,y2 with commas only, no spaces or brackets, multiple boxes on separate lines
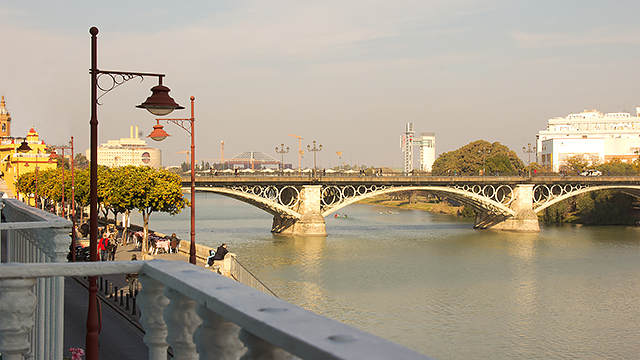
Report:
1,0,638,168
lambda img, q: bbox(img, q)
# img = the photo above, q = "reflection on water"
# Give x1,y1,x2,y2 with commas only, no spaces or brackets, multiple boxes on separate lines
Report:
131,193,640,359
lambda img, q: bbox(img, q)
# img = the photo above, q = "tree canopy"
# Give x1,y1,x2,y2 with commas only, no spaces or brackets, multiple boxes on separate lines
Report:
431,140,525,175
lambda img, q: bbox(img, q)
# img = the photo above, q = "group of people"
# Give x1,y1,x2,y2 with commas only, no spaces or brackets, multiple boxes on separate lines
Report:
97,225,119,261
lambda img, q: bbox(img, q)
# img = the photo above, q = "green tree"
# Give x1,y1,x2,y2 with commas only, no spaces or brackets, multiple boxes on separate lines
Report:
575,190,635,225
596,158,639,175
432,140,524,175
74,153,89,170
129,167,189,255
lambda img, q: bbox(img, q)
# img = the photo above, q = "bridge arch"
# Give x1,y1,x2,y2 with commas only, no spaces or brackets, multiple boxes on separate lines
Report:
533,185,640,213
193,186,301,219
320,185,516,218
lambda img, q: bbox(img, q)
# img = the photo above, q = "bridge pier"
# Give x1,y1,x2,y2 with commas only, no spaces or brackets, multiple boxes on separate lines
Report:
272,185,327,236
474,184,540,232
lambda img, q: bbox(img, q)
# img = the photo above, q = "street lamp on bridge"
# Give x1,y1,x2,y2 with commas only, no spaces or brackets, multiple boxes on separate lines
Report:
275,143,289,174
523,143,536,178
87,26,183,360
307,140,322,175
147,96,197,265
479,145,490,176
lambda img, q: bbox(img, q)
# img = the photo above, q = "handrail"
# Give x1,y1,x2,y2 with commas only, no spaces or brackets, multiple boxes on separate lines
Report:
0,260,433,360
228,256,278,297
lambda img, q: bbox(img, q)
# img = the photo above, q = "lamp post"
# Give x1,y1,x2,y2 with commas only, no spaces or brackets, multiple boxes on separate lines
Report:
147,96,196,265
479,145,490,176
275,143,289,174
87,27,183,360
307,140,322,176
523,143,536,178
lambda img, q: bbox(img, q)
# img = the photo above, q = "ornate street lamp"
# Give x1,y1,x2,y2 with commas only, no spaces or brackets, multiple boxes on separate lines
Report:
275,143,289,174
479,145,490,176
307,140,322,176
87,26,182,360
147,96,197,265
523,143,536,178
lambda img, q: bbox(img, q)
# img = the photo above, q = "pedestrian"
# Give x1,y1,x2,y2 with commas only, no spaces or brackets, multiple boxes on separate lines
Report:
126,254,139,296
170,233,179,254
98,233,109,261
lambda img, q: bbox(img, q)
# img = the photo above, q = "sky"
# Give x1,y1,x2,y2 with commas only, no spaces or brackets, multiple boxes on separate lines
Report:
1,0,639,169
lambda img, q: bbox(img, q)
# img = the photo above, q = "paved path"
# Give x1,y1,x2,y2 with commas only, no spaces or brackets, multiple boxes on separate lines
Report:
64,240,208,358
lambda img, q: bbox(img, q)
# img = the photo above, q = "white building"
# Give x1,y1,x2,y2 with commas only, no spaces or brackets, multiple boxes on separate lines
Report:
86,125,162,168
416,132,436,172
537,108,640,172
401,123,414,174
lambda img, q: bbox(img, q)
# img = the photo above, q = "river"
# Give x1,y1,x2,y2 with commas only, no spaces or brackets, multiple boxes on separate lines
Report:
130,193,640,359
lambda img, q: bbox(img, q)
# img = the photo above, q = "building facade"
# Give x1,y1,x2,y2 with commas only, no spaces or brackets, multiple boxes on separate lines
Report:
416,132,436,172
401,123,414,174
0,96,11,137
86,125,162,168
536,108,640,172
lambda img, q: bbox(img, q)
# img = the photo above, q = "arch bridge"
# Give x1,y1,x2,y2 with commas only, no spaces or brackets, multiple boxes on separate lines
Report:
186,176,640,235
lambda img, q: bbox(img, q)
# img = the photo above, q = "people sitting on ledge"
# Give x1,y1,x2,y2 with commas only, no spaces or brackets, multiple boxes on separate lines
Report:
206,243,228,267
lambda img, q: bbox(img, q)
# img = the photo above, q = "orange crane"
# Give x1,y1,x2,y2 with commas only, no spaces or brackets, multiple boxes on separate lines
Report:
177,151,190,163
287,134,303,172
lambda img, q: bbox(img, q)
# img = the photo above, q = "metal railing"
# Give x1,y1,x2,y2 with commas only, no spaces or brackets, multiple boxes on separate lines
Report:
228,256,278,297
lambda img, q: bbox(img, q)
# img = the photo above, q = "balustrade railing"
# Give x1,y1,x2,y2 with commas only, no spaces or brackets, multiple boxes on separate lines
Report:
0,197,72,360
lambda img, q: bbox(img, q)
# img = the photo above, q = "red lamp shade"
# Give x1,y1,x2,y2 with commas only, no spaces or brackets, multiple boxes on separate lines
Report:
148,123,171,141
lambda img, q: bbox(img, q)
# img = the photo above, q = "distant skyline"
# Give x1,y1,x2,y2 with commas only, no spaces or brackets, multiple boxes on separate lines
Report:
1,0,638,168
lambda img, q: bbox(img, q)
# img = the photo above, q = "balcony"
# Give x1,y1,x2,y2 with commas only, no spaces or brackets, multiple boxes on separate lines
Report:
0,197,432,359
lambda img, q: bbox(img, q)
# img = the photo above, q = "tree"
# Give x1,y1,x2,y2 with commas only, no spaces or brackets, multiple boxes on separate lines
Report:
560,154,602,173
432,140,524,175
596,158,639,175
74,153,89,170
129,167,189,256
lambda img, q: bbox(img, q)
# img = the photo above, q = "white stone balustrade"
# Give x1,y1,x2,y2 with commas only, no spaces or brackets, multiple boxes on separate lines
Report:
0,260,434,360
0,198,72,359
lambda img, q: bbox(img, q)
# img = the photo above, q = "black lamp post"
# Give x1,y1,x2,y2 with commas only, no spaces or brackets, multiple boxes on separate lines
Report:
275,143,289,174
87,26,183,360
147,96,197,265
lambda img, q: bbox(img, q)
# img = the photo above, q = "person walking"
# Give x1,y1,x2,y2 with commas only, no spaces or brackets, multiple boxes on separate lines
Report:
126,254,139,296
98,234,109,261
169,233,179,254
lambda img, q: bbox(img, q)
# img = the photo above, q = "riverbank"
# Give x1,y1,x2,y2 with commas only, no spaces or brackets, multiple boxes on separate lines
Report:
356,196,466,216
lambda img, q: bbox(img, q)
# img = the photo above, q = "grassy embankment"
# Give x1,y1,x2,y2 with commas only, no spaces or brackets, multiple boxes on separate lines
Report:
356,195,464,216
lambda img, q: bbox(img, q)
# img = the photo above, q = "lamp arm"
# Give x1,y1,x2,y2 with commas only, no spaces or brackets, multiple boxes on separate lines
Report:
94,70,165,105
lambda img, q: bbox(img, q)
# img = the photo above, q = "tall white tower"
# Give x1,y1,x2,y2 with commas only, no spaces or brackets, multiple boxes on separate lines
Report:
417,132,436,172
401,123,414,174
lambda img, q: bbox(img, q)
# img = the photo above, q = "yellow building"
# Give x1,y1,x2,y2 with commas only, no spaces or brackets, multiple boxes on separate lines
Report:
0,98,57,198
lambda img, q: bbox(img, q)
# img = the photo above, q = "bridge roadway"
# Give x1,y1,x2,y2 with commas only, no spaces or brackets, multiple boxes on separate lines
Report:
182,175,640,235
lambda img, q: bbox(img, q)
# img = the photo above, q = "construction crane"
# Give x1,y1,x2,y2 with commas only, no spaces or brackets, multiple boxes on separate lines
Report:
177,151,190,163
287,134,303,173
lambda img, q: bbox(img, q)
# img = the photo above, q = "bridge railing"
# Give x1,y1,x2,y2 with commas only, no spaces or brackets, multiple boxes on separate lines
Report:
0,260,432,360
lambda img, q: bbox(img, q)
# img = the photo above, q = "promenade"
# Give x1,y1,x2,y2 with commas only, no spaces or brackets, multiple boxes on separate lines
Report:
63,241,206,359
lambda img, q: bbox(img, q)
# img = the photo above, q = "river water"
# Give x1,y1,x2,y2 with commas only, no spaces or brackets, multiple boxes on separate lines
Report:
130,193,640,359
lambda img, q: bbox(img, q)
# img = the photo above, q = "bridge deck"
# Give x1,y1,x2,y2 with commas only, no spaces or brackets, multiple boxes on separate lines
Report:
187,175,640,187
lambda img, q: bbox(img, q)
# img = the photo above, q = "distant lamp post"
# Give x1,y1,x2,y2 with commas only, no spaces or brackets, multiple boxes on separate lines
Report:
148,96,197,265
523,143,536,178
87,26,183,360
307,140,322,175
479,145,490,176
275,143,289,174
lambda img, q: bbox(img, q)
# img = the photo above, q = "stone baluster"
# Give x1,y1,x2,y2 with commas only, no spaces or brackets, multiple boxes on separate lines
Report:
0,278,38,360
137,274,170,359
163,287,202,359
194,305,246,359
239,329,299,360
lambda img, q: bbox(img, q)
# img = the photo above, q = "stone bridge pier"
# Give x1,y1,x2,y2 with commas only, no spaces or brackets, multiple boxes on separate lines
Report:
272,185,327,236
474,184,539,232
